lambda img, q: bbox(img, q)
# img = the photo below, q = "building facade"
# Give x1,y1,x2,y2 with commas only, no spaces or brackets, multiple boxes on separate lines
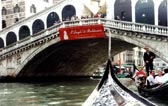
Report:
1,0,53,30
106,0,167,26
113,47,168,70
1,0,167,30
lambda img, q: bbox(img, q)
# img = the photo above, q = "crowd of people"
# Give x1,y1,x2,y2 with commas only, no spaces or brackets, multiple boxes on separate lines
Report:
133,47,168,88
59,12,106,22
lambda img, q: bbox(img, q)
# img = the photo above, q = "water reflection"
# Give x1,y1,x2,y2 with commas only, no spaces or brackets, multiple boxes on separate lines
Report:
0,79,167,106
0,79,98,106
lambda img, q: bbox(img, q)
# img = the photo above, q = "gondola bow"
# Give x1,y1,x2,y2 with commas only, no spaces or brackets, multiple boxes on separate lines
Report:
82,59,156,106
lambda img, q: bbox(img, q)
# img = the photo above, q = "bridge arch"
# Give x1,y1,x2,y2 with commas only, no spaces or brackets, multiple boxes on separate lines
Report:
109,29,162,60
62,5,76,21
19,25,30,40
32,19,45,34
158,0,167,26
47,12,60,28
135,0,154,25
15,37,60,76
6,32,17,46
114,0,132,21
0,37,4,49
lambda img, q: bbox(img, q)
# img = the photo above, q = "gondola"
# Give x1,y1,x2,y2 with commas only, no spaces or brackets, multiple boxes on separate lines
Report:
137,82,168,98
132,64,168,98
82,59,156,106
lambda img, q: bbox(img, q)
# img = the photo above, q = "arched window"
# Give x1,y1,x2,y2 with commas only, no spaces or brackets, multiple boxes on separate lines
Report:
0,38,4,49
158,0,167,26
6,32,17,46
14,4,20,13
135,0,154,25
30,4,36,13
114,0,132,21
62,5,76,21
2,7,7,15
32,19,44,34
19,25,30,40
47,12,60,28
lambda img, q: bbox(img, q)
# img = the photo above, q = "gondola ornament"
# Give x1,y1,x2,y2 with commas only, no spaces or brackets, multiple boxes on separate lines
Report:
82,29,156,106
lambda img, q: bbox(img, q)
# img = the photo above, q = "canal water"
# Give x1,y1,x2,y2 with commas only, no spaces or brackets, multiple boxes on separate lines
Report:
0,78,167,106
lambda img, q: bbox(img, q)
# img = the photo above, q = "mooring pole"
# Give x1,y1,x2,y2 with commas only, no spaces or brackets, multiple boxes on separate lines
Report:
108,30,112,60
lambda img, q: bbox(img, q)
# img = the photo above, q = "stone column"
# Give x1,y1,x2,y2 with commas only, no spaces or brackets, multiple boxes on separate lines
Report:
154,0,161,26
106,0,115,20
0,0,2,30
131,0,138,23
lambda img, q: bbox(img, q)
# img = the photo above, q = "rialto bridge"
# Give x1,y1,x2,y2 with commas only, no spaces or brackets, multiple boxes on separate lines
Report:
0,0,167,78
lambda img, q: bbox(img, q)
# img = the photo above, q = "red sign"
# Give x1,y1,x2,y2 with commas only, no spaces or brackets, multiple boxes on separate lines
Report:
59,24,105,41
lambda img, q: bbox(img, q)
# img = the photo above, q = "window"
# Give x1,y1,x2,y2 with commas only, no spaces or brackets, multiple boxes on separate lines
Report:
15,18,19,23
30,4,36,13
138,51,143,57
163,63,166,66
14,4,20,13
44,0,48,2
2,7,7,15
2,20,6,28
156,63,159,66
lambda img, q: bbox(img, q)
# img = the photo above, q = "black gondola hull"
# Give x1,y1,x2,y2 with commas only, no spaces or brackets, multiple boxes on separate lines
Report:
138,83,168,98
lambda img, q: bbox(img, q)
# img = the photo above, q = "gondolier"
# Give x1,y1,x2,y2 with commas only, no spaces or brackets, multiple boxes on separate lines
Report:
143,47,156,76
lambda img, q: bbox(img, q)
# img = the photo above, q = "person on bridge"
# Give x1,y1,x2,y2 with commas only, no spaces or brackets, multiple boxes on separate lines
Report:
143,47,156,76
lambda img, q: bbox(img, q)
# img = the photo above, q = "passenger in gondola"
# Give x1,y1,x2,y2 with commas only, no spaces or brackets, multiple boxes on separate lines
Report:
155,70,163,83
143,47,156,76
146,70,160,88
132,65,146,78
133,69,146,87
160,68,168,84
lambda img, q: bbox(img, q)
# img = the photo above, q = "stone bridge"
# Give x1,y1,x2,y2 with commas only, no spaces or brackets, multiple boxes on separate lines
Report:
0,0,167,78
0,18,167,78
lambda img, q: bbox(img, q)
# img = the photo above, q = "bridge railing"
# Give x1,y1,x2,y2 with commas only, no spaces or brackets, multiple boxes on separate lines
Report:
60,18,168,36
100,18,168,36
0,18,168,57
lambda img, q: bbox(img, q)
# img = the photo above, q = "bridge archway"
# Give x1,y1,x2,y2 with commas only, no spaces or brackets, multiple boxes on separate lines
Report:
114,0,132,21
47,12,60,28
19,25,30,40
158,0,167,26
16,38,136,77
6,32,17,46
32,19,45,34
0,38,4,49
135,0,154,25
62,5,76,21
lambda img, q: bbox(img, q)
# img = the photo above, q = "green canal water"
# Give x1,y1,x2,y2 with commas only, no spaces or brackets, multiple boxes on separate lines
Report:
0,78,167,106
